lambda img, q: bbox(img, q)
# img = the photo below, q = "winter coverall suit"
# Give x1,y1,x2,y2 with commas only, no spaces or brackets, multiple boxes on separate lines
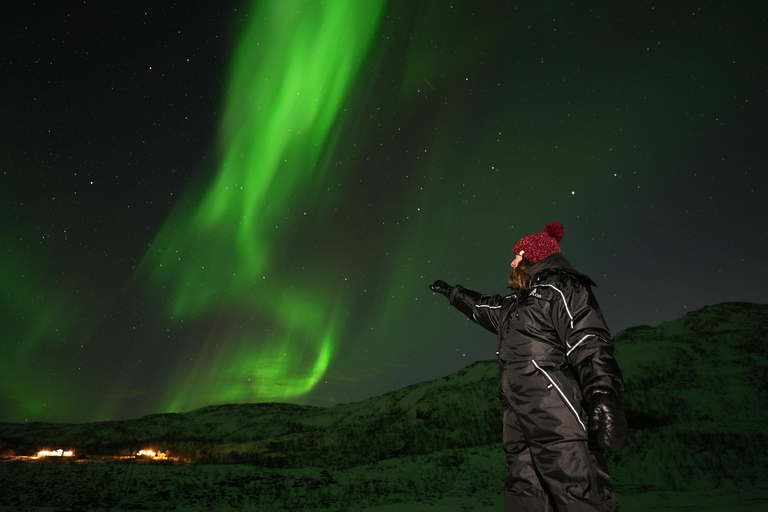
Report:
443,253,625,512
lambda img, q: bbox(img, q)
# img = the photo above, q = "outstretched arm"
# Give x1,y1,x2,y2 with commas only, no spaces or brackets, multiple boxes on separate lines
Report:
431,280,508,335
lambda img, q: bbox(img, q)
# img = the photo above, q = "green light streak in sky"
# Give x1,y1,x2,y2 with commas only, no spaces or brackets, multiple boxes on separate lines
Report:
162,297,341,412
138,0,386,411
0,245,93,421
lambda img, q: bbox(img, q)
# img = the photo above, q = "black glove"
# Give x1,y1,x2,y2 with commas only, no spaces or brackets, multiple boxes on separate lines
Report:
430,280,452,297
588,390,629,452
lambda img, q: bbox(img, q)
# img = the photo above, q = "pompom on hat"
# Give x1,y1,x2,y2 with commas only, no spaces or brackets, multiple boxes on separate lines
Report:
512,222,564,263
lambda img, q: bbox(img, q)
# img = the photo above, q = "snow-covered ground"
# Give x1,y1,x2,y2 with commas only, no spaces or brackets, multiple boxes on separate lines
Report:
2,454,766,512
362,488,768,512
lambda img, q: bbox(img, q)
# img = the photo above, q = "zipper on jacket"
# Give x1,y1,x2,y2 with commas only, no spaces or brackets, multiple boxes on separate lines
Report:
532,359,586,432
513,294,520,321
496,294,517,355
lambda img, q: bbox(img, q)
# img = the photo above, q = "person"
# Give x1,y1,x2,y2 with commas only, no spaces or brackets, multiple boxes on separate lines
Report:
430,221,628,512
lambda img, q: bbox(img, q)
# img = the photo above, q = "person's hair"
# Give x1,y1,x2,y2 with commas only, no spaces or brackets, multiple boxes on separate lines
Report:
508,258,533,291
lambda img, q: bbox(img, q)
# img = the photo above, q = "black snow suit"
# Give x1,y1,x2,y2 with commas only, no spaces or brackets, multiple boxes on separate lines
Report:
446,254,624,512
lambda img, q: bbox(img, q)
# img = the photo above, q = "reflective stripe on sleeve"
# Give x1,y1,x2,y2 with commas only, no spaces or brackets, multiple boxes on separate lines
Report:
566,334,595,355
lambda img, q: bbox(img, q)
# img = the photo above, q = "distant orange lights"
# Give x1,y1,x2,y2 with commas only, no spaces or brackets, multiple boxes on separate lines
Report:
35,449,74,458
9,448,181,462
136,449,174,461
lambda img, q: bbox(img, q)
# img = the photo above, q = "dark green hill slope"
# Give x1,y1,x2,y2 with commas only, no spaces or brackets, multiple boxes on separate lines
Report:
2,302,767,491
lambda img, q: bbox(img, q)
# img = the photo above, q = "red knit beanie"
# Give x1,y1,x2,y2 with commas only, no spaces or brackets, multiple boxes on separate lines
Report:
512,222,564,263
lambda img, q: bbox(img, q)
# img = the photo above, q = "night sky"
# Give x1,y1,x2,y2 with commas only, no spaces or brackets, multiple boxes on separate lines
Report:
3,0,767,424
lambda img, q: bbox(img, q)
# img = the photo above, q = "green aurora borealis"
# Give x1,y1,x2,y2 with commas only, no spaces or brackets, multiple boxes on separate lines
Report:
2,0,767,423
137,0,386,414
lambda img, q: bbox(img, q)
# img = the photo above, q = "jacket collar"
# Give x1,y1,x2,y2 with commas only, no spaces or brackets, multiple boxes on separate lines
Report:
527,253,576,275
528,254,597,287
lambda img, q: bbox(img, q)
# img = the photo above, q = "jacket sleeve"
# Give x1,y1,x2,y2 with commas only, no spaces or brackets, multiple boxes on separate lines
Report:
447,285,507,335
548,276,625,399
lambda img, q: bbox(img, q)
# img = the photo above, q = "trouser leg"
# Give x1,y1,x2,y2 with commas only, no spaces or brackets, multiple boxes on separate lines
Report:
587,445,620,512
502,404,555,512
514,368,620,512
524,437,619,512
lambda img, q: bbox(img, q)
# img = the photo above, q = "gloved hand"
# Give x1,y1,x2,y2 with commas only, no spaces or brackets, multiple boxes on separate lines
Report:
430,280,452,297
588,389,629,452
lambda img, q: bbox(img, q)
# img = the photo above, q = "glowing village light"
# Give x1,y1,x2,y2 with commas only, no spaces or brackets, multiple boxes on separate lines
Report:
36,449,74,458
136,449,169,460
